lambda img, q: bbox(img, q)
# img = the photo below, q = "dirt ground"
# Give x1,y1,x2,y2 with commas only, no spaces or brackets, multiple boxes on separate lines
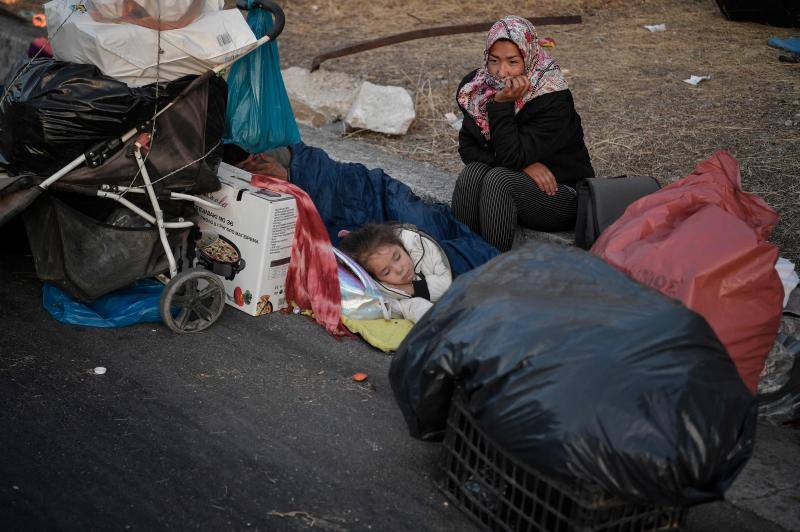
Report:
6,0,800,262
274,0,800,262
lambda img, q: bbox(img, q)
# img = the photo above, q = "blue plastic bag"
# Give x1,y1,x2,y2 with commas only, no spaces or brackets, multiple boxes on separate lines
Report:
224,2,301,153
43,279,165,328
768,36,800,54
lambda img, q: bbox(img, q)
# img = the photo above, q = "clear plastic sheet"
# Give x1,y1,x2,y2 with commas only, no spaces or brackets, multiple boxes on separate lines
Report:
333,247,390,321
758,313,800,424
87,0,209,30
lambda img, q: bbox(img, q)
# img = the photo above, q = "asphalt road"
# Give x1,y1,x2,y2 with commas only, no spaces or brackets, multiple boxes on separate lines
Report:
0,215,795,531
0,258,471,530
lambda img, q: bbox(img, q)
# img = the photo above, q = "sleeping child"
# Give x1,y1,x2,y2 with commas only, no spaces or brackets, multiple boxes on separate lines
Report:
338,223,453,323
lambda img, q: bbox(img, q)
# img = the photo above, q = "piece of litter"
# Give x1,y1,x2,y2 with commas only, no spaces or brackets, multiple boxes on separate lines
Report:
94,366,107,375
644,24,666,32
352,372,368,382
444,112,462,131
683,75,711,86
292,306,301,314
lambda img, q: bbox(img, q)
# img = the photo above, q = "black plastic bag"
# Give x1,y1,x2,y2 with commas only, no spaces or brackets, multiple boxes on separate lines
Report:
0,58,226,177
390,242,757,504
24,192,192,302
0,59,162,174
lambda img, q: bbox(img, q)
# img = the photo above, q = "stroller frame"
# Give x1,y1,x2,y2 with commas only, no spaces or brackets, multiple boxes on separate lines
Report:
29,0,287,333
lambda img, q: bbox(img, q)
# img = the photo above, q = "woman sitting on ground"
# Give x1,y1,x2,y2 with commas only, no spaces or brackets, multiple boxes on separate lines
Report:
339,223,452,323
452,15,594,251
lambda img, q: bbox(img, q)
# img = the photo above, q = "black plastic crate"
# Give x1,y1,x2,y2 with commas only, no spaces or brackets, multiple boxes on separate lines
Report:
438,396,685,532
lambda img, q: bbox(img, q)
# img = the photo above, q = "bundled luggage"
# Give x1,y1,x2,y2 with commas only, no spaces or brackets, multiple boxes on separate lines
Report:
592,151,783,394
44,0,259,86
0,59,226,179
390,242,757,504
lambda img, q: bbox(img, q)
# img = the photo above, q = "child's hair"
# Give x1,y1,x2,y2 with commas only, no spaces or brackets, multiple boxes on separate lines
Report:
338,223,404,268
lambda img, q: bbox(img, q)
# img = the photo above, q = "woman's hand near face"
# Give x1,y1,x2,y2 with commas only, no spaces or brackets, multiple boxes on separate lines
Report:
523,162,557,196
494,75,530,103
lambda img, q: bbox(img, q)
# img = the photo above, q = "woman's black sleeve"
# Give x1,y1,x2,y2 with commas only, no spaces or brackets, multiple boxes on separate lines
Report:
455,69,495,166
458,114,495,166
486,91,576,170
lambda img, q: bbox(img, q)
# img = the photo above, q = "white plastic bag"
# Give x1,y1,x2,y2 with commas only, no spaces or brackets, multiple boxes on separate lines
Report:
776,257,799,307
45,0,255,87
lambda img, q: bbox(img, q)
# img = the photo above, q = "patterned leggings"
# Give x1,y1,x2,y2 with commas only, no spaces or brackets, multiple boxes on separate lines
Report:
451,162,578,251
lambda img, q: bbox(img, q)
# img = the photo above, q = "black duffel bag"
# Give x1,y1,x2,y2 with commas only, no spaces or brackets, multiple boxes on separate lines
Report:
574,175,660,249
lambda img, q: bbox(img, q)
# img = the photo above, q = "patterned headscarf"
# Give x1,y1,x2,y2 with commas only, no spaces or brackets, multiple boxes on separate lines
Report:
457,15,568,140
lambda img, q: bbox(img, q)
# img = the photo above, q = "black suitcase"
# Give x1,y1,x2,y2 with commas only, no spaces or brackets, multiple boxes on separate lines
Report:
715,0,800,27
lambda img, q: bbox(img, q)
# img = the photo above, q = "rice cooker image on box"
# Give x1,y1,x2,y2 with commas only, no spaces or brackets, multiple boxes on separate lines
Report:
195,231,246,280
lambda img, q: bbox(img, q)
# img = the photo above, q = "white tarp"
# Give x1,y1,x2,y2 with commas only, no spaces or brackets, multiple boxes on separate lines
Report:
45,0,258,87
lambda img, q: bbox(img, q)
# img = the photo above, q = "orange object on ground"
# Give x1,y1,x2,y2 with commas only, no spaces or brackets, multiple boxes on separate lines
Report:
592,151,782,393
538,37,556,48
352,372,368,382
32,14,46,28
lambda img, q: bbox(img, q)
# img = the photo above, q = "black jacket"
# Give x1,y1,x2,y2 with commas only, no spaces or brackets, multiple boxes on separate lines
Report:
457,70,595,185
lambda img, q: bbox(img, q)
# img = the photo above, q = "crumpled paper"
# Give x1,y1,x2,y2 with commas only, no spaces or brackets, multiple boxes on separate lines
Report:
683,74,711,86
644,23,666,32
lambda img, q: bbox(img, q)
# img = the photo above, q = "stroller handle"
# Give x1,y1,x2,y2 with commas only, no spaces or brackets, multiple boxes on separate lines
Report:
236,0,286,42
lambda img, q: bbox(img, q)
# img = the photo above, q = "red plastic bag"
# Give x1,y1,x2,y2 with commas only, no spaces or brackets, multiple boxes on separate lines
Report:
592,151,782,393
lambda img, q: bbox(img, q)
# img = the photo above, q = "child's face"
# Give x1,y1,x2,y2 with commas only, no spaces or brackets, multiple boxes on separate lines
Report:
487,40,525,79
365,244,415,286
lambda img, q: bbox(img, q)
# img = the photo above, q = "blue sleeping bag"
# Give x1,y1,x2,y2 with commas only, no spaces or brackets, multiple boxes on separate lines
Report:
289,142,498,275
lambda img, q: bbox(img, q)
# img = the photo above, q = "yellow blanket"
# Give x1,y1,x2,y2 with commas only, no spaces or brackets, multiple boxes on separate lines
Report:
341,315,415,352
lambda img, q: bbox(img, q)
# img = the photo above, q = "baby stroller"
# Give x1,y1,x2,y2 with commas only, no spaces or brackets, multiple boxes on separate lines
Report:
0,0,285,333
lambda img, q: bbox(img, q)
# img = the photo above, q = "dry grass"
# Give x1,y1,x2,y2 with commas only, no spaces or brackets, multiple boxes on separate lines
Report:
16,0,799,260
275,0,800,262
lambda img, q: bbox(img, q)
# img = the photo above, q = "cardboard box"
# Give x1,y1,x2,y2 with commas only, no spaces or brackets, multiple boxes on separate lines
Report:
196,163,297,316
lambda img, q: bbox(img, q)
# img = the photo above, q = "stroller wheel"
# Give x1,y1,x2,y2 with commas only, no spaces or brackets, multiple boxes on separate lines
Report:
160,269,225,333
